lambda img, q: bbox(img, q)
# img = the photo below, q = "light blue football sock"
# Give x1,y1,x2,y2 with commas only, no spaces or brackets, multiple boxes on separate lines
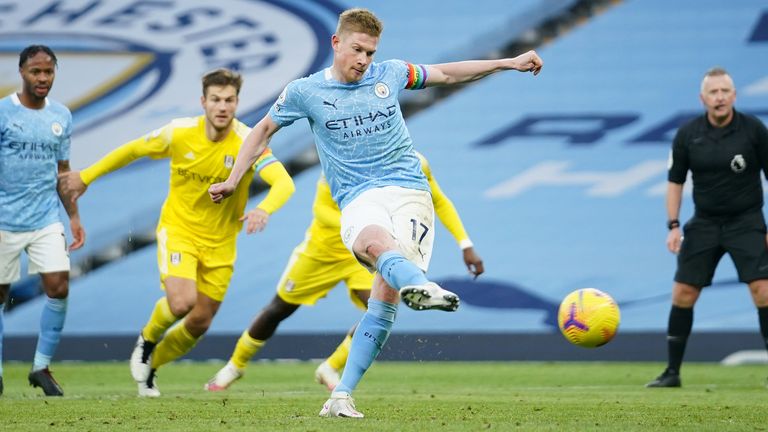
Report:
375,251,429,290
33,297,67,371
334,299,397,395
0,307,4,377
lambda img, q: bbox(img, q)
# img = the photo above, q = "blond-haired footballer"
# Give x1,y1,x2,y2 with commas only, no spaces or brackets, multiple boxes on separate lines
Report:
208,7,541,417
205,151,484,392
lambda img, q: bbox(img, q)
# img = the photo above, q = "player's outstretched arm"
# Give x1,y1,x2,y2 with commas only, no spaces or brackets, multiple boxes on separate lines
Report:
424,158,484,278
58,134,166,205
209,115,281,203
425,50,543,87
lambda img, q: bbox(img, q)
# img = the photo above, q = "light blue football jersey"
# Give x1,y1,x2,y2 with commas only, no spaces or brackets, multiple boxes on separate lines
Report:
0,93,72,231
269,60,430,209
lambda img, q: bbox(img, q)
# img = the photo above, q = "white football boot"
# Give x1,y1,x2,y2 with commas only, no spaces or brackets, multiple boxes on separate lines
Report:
319,392,364,418
314,361,340,391
204,361,244,391
137,369,160,397
400,282,460,311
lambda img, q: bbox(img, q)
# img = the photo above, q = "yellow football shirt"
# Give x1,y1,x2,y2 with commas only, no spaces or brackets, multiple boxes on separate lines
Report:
81,116,280,245
415,151,471,247
304,175,351,261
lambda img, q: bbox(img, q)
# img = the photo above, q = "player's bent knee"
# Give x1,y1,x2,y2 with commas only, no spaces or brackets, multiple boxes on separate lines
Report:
185,314,213,334
672,282,700,302
167,299,195,317
748,279,768,307
40,272,69,299
44,282,69,299
353,226,397,260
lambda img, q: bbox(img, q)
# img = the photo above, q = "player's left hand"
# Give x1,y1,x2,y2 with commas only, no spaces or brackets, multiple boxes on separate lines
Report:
462,247,484,279
240,208,269,234
69,216,86,250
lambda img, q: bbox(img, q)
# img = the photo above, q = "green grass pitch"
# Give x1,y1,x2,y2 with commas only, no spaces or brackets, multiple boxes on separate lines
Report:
1,361,766,431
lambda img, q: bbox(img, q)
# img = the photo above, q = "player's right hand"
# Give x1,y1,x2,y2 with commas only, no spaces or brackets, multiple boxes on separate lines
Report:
69,216,86,251
666,227,682,254
463,247,485,279
209,181,235,203
57,170,87,204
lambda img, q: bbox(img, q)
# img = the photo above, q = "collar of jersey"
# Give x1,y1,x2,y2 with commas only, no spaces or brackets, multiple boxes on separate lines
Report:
324,67,371,85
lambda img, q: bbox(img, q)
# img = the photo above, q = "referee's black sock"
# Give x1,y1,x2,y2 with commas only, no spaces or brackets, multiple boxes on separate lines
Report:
666,305,693,374
758,306,768,353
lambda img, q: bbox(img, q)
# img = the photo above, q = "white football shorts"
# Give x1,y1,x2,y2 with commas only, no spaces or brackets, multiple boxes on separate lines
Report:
340,186,435,272
0,222,70,284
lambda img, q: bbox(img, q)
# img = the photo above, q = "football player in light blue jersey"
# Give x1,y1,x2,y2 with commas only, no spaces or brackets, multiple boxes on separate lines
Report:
0,45,85,397
210,8,542,418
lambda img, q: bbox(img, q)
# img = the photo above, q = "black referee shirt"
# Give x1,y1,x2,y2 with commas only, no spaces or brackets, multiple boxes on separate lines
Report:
668,110,768,217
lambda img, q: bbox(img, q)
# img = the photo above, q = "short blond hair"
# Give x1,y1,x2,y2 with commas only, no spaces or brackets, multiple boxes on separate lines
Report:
336,8,383,37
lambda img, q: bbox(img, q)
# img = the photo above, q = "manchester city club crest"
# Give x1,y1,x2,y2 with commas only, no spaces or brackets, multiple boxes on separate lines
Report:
374,82,390,98
51,121,63,136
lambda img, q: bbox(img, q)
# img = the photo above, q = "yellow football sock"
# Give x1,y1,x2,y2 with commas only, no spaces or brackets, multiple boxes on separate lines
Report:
141,297,178,343
230,330,265,370
326,334,352,370
151,321,199,369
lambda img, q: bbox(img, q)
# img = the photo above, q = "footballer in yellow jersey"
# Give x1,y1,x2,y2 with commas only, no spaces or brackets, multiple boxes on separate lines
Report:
59,69,295,397
204,152,484,392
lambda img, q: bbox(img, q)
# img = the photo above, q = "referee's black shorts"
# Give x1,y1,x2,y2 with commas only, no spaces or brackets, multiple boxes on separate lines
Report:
675,210,768,287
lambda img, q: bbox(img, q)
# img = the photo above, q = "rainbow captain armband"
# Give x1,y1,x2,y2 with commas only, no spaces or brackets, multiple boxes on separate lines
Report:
255,148,278,172
405,63,428,89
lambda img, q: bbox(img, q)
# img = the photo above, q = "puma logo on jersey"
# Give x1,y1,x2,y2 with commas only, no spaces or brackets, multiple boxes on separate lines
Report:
184,152,195,160
323,99,338,109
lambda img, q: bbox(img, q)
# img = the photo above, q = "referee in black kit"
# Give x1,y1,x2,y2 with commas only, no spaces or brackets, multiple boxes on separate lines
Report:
647,67,768,388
